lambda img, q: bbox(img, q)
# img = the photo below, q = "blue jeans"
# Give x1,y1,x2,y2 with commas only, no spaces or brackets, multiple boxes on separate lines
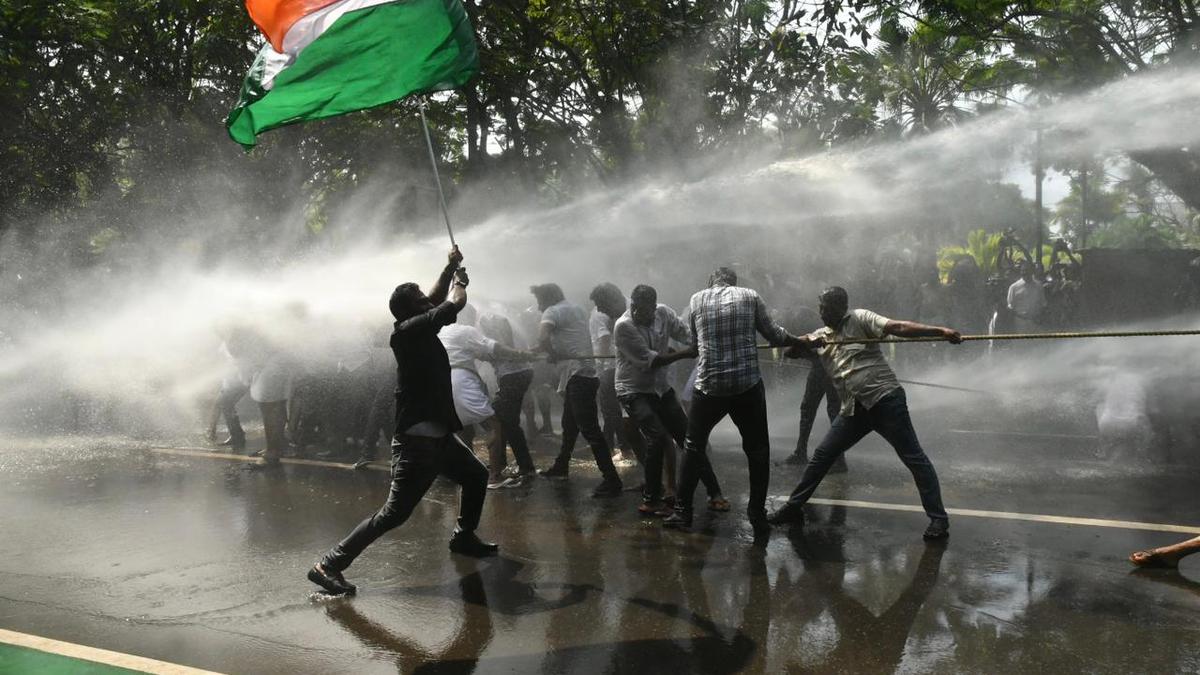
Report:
785,388,948,521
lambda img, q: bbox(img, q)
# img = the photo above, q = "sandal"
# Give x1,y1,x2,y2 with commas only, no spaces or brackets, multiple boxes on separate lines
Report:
707,496,731,512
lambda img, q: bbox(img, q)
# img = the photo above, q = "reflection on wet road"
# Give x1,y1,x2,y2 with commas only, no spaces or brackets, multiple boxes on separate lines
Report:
2,430,1200,674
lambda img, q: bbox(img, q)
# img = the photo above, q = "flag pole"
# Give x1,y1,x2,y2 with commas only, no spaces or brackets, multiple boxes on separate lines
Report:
418,98,456,247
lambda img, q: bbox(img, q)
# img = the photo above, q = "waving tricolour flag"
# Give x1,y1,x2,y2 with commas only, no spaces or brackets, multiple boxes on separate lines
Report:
227,0,478,148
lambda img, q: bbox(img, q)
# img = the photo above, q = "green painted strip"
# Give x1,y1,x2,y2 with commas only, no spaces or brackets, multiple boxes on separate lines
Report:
0,643,142,674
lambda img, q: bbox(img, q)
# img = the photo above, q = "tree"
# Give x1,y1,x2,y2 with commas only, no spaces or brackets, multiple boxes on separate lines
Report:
911,0,1200,210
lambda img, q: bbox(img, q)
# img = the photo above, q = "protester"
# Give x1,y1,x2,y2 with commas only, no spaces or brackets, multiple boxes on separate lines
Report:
780,305,845,472
664,267,810,537
439,303,536,489
615,284,729,517
769,286,958,541
1006,260,1046,332
590,282,638,461
307,247,497,596
478,311,539,485
206,333,249,451
531,283,624,497
518,305,557,436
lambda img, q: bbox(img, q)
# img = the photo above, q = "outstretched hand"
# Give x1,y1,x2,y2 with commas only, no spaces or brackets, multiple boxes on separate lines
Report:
942,328,963,344
448,245,464,267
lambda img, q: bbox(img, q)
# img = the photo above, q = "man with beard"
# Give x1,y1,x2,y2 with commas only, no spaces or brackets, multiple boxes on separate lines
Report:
769,286,958,541
307,247,498,596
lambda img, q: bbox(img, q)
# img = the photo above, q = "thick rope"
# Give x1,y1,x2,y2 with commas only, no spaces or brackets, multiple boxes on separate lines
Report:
564,328,1200,359
819,328,1200,346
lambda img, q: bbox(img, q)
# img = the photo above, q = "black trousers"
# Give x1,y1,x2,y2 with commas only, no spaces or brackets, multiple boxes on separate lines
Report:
796,361,839,455
555,374,618,480
678,381,770,519
216,381,247,441
785,389,948,520
494,370,536,473
320,433,488,572
619,388,722,501
598,367,628,451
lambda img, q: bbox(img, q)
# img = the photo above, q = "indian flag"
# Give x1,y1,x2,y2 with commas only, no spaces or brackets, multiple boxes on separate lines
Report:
227,0,478,148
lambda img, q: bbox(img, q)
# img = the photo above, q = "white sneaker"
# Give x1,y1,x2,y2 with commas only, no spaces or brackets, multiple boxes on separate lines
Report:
488,476,523,490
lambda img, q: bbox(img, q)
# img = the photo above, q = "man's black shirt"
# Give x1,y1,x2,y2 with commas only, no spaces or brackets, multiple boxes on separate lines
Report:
391,300,463,436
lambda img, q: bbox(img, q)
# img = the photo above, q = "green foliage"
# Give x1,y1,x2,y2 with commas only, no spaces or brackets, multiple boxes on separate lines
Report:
3,0,1199,283
937,229,1002,280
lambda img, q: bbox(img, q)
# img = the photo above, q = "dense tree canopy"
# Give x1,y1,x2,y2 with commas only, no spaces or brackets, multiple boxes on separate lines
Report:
1,0,1197,266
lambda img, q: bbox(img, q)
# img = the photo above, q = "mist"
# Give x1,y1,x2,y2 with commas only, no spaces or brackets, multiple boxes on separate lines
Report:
2,64,1199,449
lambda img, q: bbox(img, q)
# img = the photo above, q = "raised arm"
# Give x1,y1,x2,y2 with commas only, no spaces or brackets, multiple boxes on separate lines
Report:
427,246,463,306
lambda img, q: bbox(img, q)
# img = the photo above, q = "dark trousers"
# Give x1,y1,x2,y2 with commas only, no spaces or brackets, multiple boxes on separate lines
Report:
598,367,628,451
785,388,948,520
796,361,839,455
494,370,536,473
620,389,722,501
678,381,770,519
216,382,247,441
320,433,488,572
556,374,618,480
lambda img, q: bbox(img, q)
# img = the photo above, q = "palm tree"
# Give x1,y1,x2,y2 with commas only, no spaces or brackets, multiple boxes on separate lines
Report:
857,19,1006,135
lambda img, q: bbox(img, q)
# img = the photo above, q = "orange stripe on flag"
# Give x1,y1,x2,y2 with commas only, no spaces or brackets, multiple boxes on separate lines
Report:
245,0,343,51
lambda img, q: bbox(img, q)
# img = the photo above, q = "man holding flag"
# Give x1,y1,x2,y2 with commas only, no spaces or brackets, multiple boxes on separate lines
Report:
223,0,488,594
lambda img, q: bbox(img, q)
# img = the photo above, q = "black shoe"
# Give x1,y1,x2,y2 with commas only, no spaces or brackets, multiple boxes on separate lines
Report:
766,505,805,527
538,463,569,479
662,509,692,530
307,565,356,595
750,515,771,539
591,477,623,498
245,457,282,471
829,456,849,474
923,519,950,540
220,436,247,451
781,452,808,466
449,530,500,558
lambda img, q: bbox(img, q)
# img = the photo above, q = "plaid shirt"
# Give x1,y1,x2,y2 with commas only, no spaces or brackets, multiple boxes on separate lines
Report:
688,283,791,396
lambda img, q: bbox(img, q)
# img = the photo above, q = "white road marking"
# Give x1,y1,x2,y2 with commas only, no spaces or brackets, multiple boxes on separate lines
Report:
150,447,1200,535
808,498,1200,534
0,627,224,674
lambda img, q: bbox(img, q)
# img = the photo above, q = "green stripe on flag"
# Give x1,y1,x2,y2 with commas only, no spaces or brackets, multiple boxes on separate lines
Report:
227,0,478,148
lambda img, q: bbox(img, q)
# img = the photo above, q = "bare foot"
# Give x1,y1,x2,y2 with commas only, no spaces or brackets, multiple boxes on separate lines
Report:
1130,548,1182,569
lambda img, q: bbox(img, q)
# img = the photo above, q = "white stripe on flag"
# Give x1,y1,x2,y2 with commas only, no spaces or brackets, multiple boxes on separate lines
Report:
260,0,396,90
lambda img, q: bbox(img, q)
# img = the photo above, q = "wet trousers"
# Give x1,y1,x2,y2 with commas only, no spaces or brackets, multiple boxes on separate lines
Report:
493,370,536,473
620,388,722,502
785,388,948,521
320,433,487,572
677,381,770,519
554,375,618,480
796,361,839,455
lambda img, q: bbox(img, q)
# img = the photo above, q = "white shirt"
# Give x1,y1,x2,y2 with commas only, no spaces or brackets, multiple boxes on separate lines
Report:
1007,277,1046,319
541,300,596,384
589,308,615,356
613,305,691,397
438,324,497,373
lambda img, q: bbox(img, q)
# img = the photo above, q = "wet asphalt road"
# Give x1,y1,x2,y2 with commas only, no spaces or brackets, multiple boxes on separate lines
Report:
2,422,1200,674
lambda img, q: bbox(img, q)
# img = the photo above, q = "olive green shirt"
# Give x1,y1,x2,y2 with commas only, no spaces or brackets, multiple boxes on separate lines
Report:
809,309,901,417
